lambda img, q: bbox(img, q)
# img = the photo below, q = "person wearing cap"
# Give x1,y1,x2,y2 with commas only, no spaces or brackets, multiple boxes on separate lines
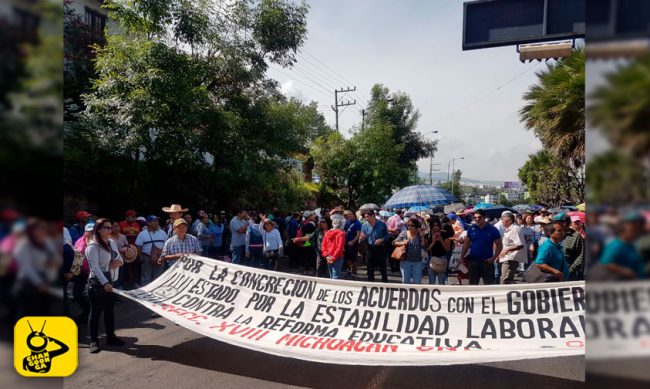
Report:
552,213,585,281
321,216,346,279
498,211,527,284
534,221,569,282
255,215,283,270
460,209,503,285
229,209,249,265
598,212,645,279
70,210,92,244
161,204,189,238
135,216,167,284
119,210,140,245
160,218,202,267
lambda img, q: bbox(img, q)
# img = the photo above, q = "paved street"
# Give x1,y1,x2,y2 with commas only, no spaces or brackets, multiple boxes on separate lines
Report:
64,269,585,389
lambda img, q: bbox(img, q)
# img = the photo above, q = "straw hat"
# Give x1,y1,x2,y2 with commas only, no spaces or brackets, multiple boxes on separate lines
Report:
122,244,139,263
162,204,189,213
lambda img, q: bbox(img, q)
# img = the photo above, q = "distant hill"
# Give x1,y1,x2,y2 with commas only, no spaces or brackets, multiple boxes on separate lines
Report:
418,172,509,187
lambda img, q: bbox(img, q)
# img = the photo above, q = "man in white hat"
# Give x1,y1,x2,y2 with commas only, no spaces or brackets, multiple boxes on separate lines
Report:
162,204,189,238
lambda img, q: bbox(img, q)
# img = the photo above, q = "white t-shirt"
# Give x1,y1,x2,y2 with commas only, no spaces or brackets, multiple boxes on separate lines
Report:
500,224,527,264
135,228,167,256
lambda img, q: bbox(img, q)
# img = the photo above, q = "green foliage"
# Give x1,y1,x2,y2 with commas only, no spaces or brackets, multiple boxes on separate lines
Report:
311,123,403,208
365,84,437,187
518,150,583,206
589,55,650,161
65,0,317,215
586,151,650,205
520,49,585,169
439,169,463,198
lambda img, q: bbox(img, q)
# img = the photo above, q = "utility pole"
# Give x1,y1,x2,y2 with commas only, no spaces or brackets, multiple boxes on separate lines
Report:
331,87,356,132
361,109,366,130
429,160,441,185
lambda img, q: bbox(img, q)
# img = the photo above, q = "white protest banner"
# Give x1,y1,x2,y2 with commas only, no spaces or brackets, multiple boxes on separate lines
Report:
585,281,650,360
116,255,585,365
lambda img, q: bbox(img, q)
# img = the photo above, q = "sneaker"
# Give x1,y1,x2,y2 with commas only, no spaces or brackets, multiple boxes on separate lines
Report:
89,341,100,353
106,336,125,346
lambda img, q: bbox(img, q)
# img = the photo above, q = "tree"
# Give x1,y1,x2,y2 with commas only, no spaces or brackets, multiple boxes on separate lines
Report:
520,49,585,169
311,123,403,208
498,194,513,207
364,83,437,187
65,0,317,215
518,150,583,206
589,55,650,165
586,151,649,205
440,169,463,198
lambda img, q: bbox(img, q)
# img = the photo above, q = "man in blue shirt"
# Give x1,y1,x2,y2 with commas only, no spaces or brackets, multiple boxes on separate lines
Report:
599,213,645,279
535,221,569,281
360,211,389,282
461,209,503,285
343,210,362,279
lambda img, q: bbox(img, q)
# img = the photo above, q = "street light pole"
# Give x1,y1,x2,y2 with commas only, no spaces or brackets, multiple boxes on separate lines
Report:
421,130,439,186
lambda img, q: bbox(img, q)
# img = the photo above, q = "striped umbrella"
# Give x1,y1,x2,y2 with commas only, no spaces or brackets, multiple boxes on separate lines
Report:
384,185,457,209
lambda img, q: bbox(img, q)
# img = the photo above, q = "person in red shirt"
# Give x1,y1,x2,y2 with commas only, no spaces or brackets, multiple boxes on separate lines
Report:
321,217,346,279
119,210,141,288
119,210,140,245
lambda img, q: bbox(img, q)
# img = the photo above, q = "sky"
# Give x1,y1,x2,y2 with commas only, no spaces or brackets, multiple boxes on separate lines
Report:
266,0,551,182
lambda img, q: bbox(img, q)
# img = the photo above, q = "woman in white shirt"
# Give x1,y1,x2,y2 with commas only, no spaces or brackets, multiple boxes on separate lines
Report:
85,218,124,354
257,218,283,271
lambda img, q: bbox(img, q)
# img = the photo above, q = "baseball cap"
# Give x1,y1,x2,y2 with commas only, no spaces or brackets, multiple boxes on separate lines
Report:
551,212,569,222
146,215,159,223
125,209,137,217
76,210,92,220
173,218,188,228
623,211,644,223
570,215,581,223
84,223,95,232
447,213,458,220
136,216,146,222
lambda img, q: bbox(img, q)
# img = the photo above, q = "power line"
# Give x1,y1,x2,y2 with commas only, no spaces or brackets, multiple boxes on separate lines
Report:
299,49,371,102
419,62,541,128
284,65,333,95
269,65,331,99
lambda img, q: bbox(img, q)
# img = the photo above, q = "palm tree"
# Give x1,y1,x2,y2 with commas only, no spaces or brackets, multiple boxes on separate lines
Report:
589,55,650,163
520,49,585,169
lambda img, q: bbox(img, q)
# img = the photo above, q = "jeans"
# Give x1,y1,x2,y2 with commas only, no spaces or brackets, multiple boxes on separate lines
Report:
261,251,279,270
231,245,245,264
428,268,447,285
63,274,89,319
141,253,164,285
248,247,263,267
468,259,495,285
400,260,422,284
328,258,344,279
366,244,388,282
87,275,116,342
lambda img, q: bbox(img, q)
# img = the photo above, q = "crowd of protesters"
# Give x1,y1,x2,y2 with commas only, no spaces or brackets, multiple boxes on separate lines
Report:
0,202,645,352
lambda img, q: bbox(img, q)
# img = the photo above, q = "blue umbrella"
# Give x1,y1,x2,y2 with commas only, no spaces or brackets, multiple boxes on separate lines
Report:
384,185,458,209
408,205,430,213
473,202,495,210
482,205,516,219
